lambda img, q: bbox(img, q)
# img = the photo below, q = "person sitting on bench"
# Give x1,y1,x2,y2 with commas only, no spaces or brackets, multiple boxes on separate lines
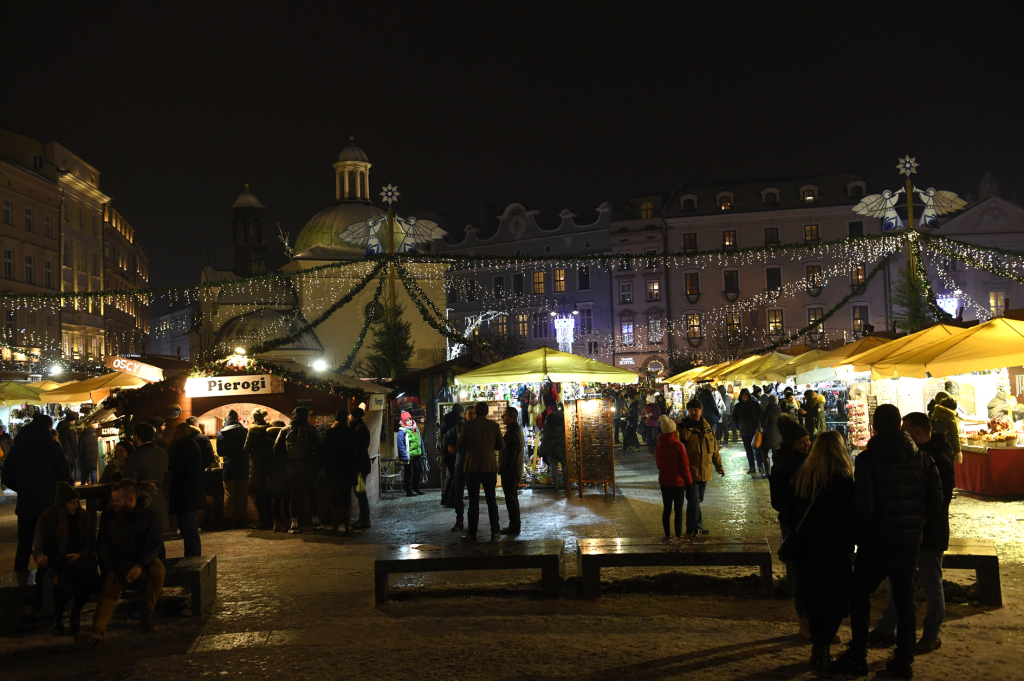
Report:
77,479,166,646
34,481,97,636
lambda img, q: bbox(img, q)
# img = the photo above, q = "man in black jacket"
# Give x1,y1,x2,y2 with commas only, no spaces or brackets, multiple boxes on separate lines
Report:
499,407,525,535
836,405,943,679
274,407,323,534
77,479,165,645
2,414,71,570
349,408,372,529
871,412,955,655
322,409,357,534
56,411,80,472
218,410,250,529
127,423,170,539
439,404,464,507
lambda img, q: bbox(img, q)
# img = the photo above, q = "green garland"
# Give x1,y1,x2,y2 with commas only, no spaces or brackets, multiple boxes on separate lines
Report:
0,257,384,305
751,255,891,354
913,238,954,322
243,260,386,357
921,235,1024,285
336,270,387,372
395,263,466,345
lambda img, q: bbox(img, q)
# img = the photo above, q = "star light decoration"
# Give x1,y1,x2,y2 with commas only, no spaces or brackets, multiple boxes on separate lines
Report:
380,184,400,204
897,155,919,176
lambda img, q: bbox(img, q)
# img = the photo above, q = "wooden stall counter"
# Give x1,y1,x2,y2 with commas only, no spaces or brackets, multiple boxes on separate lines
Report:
956,445,1024,497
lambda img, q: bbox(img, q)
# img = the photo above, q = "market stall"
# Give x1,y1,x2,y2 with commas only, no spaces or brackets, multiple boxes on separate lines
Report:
0,381,45,437
453,347,638,498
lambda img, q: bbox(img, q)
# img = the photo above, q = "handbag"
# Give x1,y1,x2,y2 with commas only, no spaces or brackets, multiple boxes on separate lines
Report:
777,487,818,562
752,423,764,449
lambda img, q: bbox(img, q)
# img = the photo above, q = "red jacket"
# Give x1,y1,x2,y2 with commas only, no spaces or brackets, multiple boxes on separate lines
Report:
655,432,693,487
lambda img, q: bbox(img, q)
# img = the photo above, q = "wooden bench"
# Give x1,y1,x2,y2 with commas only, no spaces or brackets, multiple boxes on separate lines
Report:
577,537,774,599
0,570,43,636
943,538,1001,606
375,540,564,604
163,555,218,616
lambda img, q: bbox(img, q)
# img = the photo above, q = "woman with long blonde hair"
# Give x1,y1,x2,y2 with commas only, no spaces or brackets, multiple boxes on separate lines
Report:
784,430,855,675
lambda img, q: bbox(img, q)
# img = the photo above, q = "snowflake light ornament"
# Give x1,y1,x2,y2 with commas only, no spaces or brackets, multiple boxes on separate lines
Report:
896,156,919,176
380,184,400,204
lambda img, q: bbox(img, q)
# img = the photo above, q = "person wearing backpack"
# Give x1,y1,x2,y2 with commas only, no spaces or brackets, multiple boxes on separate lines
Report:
273,406,323,534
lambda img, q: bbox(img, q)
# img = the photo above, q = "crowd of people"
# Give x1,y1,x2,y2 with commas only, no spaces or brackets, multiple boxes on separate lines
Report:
0,404,375,646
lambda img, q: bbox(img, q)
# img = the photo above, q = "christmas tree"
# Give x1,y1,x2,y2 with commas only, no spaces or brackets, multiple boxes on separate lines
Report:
366,304,415,380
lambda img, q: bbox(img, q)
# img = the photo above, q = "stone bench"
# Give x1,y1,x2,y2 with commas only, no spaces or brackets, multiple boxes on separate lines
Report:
374,540,564,604
163,555,218,617
577,537,774,599
943,538,1001,606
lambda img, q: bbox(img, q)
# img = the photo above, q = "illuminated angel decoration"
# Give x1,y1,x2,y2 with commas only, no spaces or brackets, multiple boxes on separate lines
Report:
913,186,968,227
339,216,447,256
853,188,905,232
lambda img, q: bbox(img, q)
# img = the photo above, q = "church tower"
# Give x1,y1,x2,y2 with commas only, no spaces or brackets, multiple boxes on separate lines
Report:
333,136,373,203
230,184,267,276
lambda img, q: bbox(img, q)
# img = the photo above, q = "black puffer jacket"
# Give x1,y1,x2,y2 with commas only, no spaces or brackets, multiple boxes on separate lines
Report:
770,444,806,516
920,435,955,552
853,429,942,552
697,388,721,424
757,396,782,451
731,396,761,434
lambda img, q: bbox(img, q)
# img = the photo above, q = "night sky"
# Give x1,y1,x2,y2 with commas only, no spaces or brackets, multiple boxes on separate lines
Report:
3,4,1022,307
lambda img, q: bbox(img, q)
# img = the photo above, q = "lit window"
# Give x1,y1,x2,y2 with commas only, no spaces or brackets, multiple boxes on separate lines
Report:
579,308,593,335
494,314,508,339
806,265,822,288
804,224,819,242
724,270,739,294
719,195,732,210
619,282,632,304
852,263,866,286
577,266,591,291
764,227,779,245
726,313,741,339
640,202,654,219
803,189,816,203
852,306,869,333
24,206,33,232
685,272,700,296
646,279,660,301
686,313,702,340
554,268,565,293
512,311,528,335
682,233,697,252
621,316,635,346
808,307,824,329
650,316,664,343
723,230,736,248
989,292,1005,317
645,248,658,269
766,267,782,291
768,309,784,336
533,271,545,294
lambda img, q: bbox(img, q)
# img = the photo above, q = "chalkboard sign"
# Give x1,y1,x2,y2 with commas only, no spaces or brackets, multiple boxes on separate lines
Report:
565,398,615,497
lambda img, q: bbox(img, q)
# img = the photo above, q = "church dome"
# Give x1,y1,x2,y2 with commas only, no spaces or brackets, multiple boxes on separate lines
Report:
338,144,369,163
293,201,386,257
231,185,265,209
214,308,323,355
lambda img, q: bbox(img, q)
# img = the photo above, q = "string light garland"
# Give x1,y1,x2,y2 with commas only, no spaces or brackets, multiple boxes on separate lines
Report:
336,272,387,373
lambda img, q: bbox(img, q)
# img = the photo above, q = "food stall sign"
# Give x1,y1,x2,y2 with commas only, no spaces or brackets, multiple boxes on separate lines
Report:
184,374,285,398
368,394,386,411
104,355,164,382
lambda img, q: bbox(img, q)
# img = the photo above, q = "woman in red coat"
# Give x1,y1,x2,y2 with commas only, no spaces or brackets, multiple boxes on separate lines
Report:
655,415,693,537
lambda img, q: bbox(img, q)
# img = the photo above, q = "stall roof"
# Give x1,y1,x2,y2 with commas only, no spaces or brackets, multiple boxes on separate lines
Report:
727,353,793,381
843,324,970,378
869,317,1024,379
454,347,639,385
753,350,827,382
24,379,71,390
41,371,149,404
791,335,892,383
702,355,764,382
0,381,44,406
665,365,710,384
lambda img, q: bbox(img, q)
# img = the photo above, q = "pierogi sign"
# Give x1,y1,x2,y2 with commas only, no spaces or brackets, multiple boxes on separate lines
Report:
104,355,164,382
184,374,285,398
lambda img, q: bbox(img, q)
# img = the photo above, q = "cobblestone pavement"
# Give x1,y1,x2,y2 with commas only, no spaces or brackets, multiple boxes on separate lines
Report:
2,440,1023,680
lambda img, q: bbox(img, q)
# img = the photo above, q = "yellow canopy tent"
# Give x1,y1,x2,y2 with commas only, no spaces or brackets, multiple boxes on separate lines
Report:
0,381,44,407
41,371,150,404
753,349,827,382
701,355,763,382
792,335,892,383
25,379,70,391
724,353,791,382
842,324,971,379
869,317,1024,379
453,347,639,385
689,361,732,382
666,365,711,384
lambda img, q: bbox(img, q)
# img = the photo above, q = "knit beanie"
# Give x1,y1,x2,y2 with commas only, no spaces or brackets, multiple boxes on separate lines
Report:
55,481,79,506
659,414,677,434
646,395,656,404
400,411,413,423
777,414,809,448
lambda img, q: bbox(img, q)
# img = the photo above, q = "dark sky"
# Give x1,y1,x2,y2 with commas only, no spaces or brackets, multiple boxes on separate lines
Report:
4,3,1022,304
